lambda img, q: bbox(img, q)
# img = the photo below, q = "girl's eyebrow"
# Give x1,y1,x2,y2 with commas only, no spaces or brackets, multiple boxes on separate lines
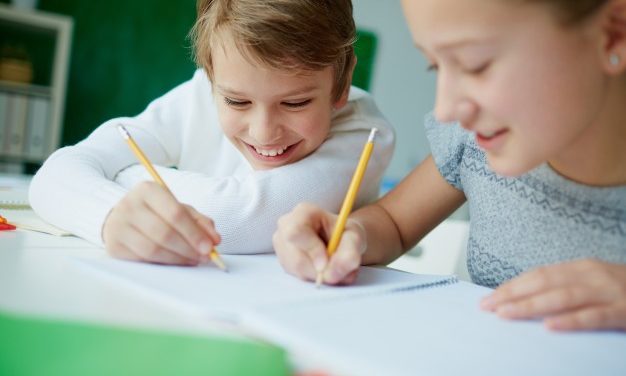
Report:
416,38,493,53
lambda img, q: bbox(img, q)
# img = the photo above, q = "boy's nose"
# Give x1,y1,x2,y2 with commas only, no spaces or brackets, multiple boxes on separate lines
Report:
249,109,283,144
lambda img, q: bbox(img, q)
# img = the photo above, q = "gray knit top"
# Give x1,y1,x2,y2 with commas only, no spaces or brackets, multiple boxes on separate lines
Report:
425,114,626,288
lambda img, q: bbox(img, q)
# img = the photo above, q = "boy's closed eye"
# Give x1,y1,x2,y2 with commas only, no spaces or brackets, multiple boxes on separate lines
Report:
282,99,312,109
223,97,251,107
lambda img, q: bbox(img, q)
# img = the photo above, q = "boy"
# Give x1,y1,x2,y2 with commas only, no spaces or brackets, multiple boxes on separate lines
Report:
29,0,394,265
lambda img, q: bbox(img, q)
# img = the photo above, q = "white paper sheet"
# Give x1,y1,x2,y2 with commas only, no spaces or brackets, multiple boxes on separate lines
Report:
73,254,452,322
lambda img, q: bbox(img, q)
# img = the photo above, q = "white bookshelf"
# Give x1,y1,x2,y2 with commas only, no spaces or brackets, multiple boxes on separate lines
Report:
0,4,72,167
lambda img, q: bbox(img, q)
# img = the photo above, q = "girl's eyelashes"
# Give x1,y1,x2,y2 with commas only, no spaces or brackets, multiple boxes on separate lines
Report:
223,97,250,107
464,61,491,75
282,99,312,108
425,61,491,75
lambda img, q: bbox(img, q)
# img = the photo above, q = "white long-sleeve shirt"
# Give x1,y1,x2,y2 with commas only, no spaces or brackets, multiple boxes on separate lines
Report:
30,69,395,253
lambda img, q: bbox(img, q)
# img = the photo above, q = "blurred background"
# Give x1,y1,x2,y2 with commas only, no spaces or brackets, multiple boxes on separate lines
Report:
0,0,435,182
0,0,468,286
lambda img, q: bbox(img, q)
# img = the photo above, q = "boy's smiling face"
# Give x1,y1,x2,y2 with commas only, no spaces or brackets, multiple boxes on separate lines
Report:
211,37,349,170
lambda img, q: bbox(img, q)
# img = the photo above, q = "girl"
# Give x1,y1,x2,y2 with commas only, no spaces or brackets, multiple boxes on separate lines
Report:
273,0,626,331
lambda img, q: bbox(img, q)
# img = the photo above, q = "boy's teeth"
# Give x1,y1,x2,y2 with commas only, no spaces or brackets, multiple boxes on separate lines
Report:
254,146,287,157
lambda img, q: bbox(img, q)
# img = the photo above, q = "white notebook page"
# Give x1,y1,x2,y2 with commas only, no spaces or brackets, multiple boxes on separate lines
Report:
247,280,626,376
73,254,453,322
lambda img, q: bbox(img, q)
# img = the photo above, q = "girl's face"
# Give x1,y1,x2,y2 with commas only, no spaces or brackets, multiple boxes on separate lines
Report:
402,0,610,177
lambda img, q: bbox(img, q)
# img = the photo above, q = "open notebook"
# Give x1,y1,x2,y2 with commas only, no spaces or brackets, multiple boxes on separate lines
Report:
73,254,453,322
75,254,626,376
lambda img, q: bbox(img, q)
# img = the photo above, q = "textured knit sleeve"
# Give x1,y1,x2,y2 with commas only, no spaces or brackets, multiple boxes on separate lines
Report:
424,113,470,191
29,70,209,245
114,88,395,254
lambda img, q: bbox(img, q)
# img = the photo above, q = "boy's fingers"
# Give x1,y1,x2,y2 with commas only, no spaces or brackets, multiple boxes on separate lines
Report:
132,201,201,260
185,206,221,245
118,224,198,265
140,183,215,256
106,242,141,261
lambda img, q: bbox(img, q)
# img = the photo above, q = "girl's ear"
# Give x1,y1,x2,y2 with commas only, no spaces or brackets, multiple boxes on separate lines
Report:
600,0,626,74
333,56,358,110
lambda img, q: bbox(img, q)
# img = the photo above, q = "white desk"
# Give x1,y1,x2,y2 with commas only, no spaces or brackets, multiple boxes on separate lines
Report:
0,230,247,337
389,219,470,280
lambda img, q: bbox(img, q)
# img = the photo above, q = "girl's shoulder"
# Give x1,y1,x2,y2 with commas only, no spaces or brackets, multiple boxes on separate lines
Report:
424,113,473,190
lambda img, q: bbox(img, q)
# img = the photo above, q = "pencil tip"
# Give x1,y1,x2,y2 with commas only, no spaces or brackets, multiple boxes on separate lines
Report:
315,272,323,288
210,252,228,272
117,124,130,139
368,128,378,142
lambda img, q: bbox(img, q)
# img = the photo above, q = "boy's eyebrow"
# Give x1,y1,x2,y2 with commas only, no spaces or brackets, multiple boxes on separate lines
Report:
216,85,320,98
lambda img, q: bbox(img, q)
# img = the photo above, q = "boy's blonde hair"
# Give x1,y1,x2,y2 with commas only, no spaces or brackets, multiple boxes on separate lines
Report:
190,0,356,102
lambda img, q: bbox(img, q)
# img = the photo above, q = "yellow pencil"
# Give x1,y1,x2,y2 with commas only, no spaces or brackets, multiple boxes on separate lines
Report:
316,128,378,287
117,124,227,272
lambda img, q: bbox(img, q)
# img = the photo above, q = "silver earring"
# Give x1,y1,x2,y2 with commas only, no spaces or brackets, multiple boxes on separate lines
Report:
610,54,620,66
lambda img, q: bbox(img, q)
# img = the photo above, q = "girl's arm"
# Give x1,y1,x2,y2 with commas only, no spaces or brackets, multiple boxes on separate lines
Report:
273,155,466,284
358,155,466,265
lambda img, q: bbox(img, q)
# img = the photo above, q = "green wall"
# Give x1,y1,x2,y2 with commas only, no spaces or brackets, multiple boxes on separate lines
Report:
39,0,197,145
32,1,375,147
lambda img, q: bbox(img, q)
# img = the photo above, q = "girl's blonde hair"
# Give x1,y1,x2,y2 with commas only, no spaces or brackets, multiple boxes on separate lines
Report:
526,0,608,24
190,0,356,102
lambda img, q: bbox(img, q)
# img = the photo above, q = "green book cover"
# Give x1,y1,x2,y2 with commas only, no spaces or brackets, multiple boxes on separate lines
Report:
0,311,290,376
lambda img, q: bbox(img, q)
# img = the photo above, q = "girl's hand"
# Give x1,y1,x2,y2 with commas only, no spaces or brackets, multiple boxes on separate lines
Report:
102,181,220,265
273,203,366,285
481,259,626,331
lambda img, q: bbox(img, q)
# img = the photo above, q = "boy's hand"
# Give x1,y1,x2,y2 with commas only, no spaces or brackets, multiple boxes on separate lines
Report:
102,181,220,265
272,203,366,285
481,259,626,331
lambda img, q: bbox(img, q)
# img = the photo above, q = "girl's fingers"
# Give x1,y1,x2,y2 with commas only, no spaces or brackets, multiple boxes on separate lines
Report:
323,221,365,285
483,260,599,310
494,286,613,319
544,304,626,331
274,221,326,281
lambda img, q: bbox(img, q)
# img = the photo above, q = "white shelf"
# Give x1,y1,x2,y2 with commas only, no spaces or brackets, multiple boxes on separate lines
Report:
0,80,51,97
0,4,72,165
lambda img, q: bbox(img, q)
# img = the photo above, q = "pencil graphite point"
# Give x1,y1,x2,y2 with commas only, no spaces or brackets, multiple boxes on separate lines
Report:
117,124,131,140
368,127,378,143
210,250,228,272
315,272,323,288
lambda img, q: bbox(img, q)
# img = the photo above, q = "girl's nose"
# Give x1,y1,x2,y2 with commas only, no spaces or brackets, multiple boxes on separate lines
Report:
433,72,478,128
